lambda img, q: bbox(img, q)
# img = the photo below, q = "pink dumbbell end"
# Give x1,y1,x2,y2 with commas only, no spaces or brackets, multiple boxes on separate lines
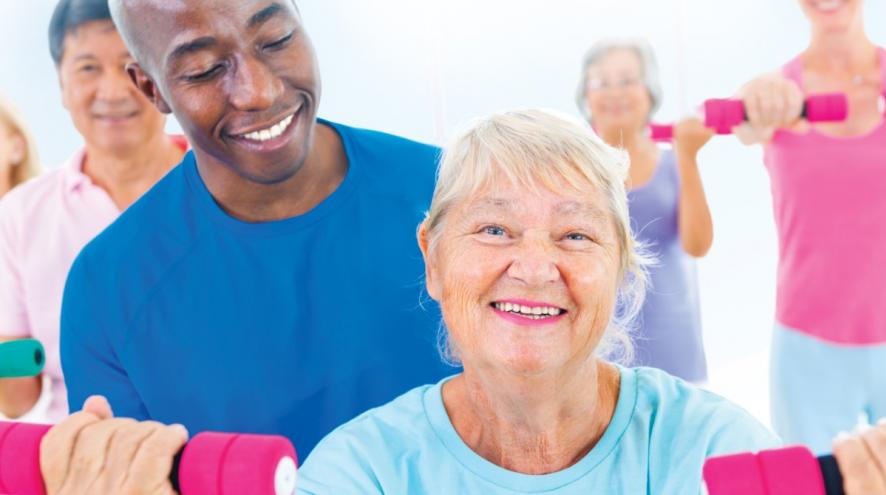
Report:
179,432,297,495
703,451,767,495
0,421,297,495
0,422,52,495
804,93,848,122
649,123,674,142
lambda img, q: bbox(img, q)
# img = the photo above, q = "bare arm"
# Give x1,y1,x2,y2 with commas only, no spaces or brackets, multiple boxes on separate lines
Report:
672,118,714,258
0,337,42,418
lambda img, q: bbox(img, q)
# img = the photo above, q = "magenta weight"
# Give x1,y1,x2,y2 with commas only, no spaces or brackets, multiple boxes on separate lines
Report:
703,93,848,132
702,451,767,495
0,421,297,495
0,422,51,495
704,445,840,495
804,93,849,122
648,123,674,142
178,432,297,495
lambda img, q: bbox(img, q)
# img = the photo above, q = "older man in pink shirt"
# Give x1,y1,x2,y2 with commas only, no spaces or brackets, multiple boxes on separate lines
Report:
0,0,186,421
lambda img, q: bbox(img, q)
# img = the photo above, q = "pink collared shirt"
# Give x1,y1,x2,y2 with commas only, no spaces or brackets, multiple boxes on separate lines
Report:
0,137,186,421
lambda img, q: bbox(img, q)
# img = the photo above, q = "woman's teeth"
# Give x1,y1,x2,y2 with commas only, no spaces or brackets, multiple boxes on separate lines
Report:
813,0,842,12
241,114,294,142
493,302,563,318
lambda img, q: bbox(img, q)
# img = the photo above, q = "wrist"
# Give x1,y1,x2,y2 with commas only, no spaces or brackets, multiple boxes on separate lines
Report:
675,149,699,166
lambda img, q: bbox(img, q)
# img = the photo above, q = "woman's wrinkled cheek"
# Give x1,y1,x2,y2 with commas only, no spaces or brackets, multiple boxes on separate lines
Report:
437,240,500,355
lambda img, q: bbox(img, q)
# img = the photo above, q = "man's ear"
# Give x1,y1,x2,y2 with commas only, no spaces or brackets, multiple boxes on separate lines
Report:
417,220,442,302
127,62,172,114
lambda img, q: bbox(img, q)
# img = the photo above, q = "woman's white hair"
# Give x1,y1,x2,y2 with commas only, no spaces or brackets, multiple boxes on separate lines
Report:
575,38,663,122
424,109,652,364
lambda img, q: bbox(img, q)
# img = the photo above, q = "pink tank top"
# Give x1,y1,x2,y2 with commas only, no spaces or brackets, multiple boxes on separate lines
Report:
764,47,886,344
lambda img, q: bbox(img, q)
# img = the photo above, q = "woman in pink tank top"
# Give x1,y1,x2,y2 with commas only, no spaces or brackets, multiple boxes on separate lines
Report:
735,0,886,454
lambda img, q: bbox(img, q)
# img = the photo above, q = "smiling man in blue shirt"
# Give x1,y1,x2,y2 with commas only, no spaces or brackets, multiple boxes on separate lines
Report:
60,0,453,459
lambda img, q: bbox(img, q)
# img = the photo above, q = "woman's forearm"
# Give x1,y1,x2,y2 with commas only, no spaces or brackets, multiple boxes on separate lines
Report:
0,375,41,418
676,151,714,258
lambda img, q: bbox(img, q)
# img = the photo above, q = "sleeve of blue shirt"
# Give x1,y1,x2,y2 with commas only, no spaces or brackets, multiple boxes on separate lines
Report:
61,252,149,419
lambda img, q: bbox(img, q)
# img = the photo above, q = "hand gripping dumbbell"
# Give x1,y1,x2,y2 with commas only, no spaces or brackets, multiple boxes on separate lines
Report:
648,92,848,141
704,92,848,134
0,421,298,495
0,339,45,378
703,445,844,495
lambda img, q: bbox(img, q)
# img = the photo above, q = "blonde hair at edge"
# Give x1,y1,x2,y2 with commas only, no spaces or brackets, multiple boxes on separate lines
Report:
0,95,40,191
423,109,652,366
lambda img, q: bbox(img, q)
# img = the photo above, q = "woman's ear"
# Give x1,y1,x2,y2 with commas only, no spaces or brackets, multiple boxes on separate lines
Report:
417,221,442,301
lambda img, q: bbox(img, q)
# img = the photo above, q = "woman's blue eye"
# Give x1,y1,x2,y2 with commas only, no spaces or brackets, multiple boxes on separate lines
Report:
483,226,506,236
565,232,589,241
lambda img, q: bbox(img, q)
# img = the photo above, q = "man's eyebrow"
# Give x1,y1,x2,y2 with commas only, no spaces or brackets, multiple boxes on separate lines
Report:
248,2,284,29
167,37,217,65
70,54,98,63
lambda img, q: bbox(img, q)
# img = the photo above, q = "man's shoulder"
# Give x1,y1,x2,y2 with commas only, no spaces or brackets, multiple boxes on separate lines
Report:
330,121,441,174
72,162,199,284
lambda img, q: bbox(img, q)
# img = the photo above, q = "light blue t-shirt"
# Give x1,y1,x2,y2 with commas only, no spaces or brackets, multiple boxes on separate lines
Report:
297,366,780,494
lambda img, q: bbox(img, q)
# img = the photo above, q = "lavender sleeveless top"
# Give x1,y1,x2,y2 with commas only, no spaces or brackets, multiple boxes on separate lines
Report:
627,149,707,381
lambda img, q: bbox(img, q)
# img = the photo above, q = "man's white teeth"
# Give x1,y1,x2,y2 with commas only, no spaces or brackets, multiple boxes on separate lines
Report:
242,114,294,142
493,302,562,318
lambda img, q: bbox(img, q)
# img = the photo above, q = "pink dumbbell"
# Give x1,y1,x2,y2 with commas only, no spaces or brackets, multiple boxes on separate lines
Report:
648,123,674,142
703,445,844,495
0,421,298,495
704,93,848,134
648,93,848,141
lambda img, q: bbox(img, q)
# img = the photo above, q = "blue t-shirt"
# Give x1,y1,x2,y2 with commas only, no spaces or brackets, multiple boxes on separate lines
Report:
60,120,456,459
297,366,780,494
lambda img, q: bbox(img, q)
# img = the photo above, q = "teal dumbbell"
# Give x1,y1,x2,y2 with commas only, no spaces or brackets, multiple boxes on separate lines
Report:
0,339,45,378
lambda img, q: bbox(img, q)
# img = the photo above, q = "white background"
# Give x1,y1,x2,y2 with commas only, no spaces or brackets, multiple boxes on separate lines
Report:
2,1,885,425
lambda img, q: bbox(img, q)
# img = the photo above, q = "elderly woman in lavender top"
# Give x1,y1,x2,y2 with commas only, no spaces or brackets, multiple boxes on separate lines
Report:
577,39,715,383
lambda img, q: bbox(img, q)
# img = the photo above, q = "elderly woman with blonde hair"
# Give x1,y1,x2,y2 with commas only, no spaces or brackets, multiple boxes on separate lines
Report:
295,109,886,493
0,95,40,197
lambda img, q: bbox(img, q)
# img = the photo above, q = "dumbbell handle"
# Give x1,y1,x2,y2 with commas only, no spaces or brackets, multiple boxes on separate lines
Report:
818,455,845,495
649,93,848,141
703,446,843,495
0,421,297,495
0,339,45,378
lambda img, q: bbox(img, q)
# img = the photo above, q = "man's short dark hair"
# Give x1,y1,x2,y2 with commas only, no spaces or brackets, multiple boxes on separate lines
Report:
48,0,113,65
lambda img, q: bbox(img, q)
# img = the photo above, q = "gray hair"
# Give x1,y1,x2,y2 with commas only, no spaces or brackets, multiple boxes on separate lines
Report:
575,38,663,122
424,109,652,365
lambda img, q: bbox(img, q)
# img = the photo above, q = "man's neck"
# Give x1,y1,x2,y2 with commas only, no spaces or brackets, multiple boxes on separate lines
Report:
197,122,348,223
83,133,183,211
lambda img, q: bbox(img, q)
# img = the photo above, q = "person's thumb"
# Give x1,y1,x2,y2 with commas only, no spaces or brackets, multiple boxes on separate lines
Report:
81,395,114,419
